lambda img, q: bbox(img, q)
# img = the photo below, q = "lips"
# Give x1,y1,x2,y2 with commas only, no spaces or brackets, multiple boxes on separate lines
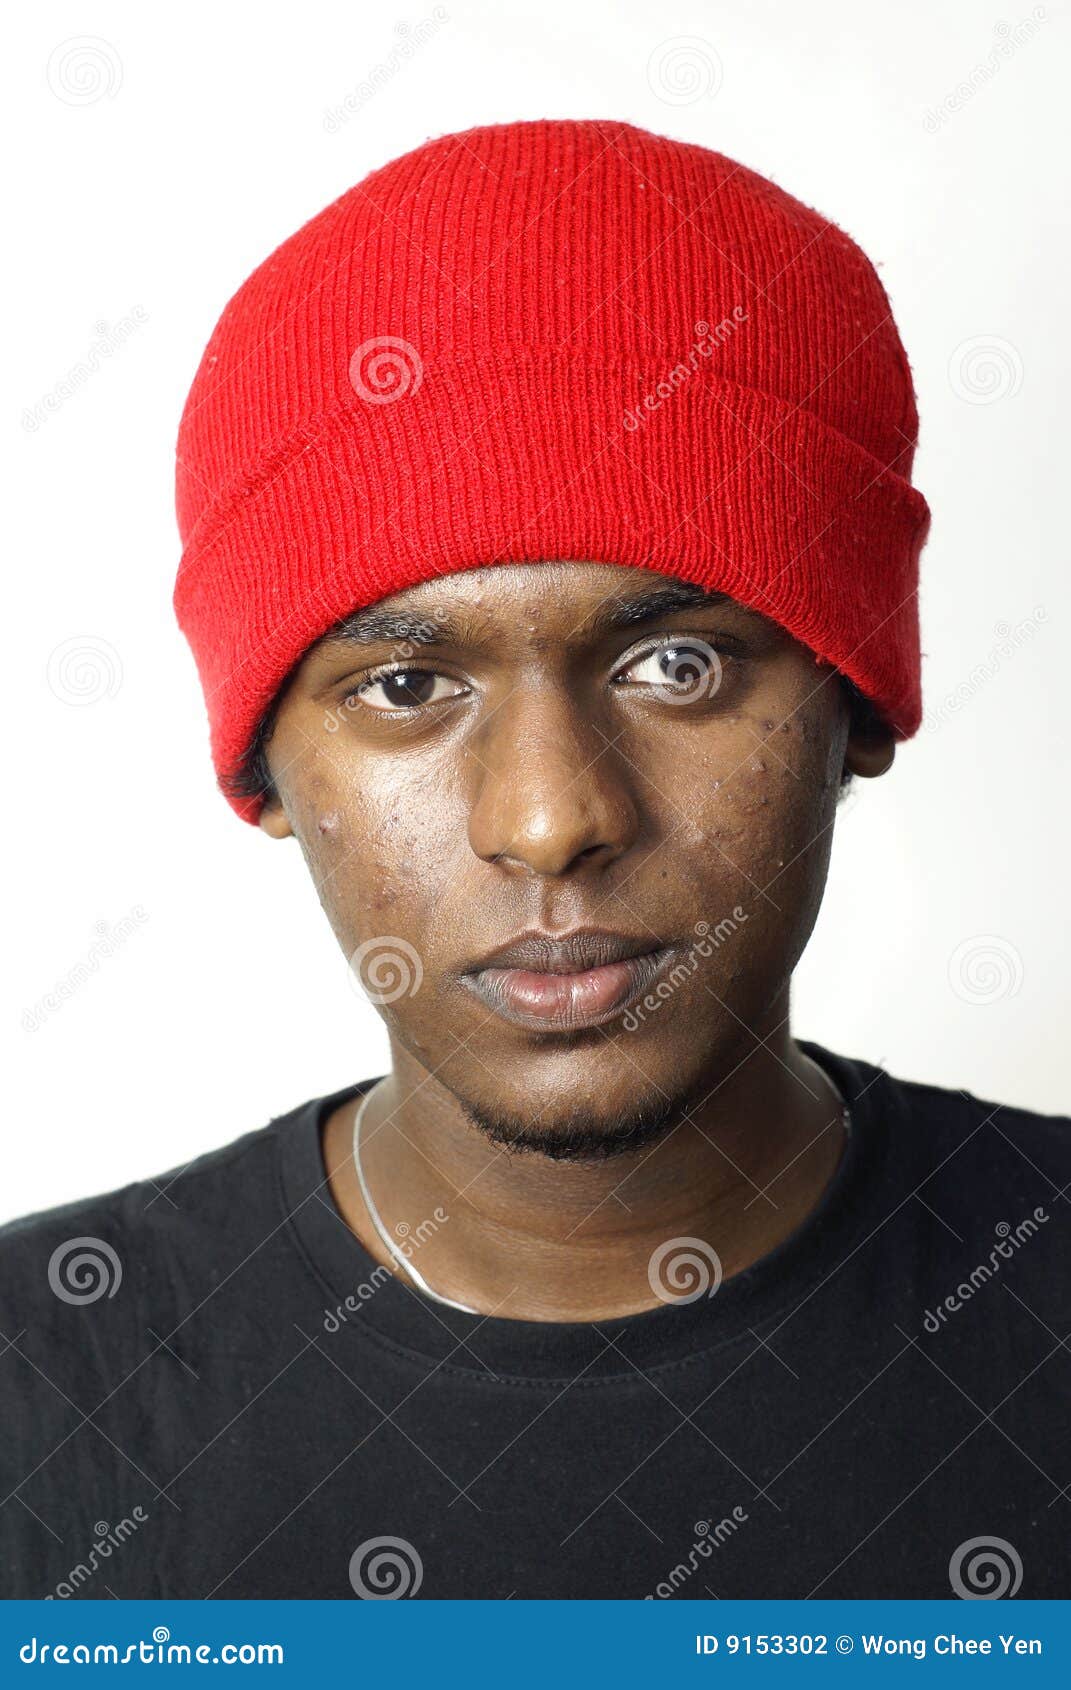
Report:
460,929,675,1031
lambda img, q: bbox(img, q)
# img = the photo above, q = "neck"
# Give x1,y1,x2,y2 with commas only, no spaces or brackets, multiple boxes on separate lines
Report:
323,1020,849,1322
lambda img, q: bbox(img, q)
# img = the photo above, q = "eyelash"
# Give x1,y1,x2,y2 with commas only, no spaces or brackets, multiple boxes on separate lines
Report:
341,636,742,713
611,636,741,683
342,662,455,710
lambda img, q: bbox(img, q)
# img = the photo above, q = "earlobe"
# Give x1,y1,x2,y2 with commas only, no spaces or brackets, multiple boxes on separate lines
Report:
843,730,896,780
258,798,294,839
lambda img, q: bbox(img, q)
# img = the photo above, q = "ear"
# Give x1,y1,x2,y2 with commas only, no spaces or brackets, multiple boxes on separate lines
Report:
843,723,896,780
257,794,294,839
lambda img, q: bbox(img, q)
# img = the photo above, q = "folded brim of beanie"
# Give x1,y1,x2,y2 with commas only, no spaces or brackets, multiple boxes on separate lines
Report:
174,351,930,824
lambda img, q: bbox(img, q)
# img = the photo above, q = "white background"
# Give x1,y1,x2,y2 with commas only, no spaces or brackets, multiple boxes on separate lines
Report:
5,0,1067,1222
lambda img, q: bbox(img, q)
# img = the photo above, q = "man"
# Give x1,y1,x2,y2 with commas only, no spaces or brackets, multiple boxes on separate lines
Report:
2,120,1066,1602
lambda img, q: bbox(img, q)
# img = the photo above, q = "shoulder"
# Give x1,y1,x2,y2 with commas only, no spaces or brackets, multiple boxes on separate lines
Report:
0,1120,274,1299
812,1038,1069,1232
0,1101,315,1404
885,1060,1069,1178
849,1052,1069,1275
0,1099,328,1595
818,1036,1069,1166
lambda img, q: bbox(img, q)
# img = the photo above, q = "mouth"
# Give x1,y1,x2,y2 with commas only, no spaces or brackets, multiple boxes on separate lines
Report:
459,929,677,1032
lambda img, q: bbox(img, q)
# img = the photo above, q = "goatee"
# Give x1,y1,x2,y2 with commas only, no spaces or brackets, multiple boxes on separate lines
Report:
461,1087,688,1162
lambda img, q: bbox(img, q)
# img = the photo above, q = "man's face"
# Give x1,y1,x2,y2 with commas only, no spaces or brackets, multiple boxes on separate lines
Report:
259,564,884,1147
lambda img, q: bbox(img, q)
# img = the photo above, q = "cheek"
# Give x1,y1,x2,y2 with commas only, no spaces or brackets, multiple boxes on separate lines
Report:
687,704,840,893
294,762,458,945
645,705,840,1019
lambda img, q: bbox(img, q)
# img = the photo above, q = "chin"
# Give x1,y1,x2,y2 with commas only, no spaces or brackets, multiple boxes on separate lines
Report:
460,1087,684,1163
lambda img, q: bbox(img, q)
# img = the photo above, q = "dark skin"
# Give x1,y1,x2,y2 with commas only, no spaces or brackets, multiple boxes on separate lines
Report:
258,563,894,1321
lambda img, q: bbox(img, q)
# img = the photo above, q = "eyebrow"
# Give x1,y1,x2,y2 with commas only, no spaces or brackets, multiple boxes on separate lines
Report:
325,608,449,647
321,581,736,651
593,583,733,633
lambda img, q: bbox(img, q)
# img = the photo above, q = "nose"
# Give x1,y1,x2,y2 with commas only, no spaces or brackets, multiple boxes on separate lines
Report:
466,683,641,878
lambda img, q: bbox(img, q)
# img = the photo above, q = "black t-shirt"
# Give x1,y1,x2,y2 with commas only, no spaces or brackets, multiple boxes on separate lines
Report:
1,1040,1068,1601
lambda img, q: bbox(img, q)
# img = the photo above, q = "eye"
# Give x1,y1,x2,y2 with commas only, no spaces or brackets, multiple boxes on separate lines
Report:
348,667,466,712
615,639,725,699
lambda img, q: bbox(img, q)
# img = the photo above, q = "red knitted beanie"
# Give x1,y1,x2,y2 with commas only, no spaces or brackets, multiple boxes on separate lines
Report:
174,118,930,823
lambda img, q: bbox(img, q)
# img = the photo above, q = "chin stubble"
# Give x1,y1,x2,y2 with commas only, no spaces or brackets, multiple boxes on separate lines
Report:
460,1086,689,1163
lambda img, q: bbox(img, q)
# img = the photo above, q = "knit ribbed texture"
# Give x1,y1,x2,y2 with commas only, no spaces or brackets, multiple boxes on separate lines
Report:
174,118,930,823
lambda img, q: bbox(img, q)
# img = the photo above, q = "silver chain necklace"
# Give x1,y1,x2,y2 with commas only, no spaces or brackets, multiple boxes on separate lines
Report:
804,1053,853,1140
352,1083,479,1313
350,1062,852,1316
